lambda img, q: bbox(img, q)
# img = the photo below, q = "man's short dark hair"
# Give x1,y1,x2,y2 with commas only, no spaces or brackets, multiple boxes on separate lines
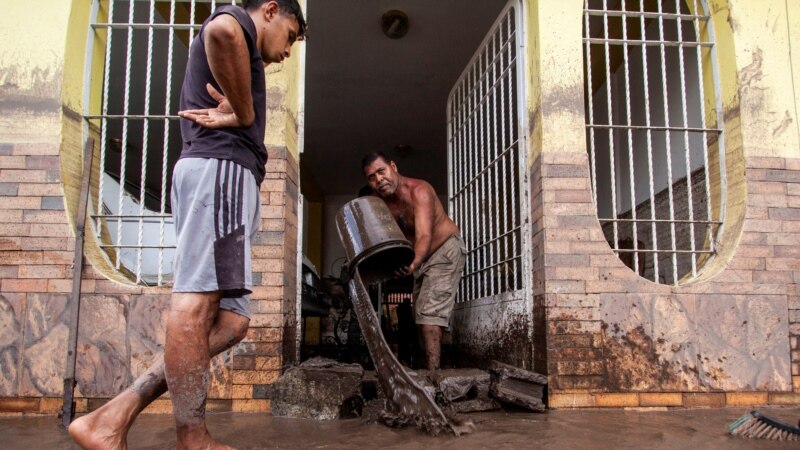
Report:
243,0,307,39
361,151,393,173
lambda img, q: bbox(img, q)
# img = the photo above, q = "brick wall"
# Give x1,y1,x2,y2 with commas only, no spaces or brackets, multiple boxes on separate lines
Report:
536,151,800,408
0,141,297,414
229,146,299,413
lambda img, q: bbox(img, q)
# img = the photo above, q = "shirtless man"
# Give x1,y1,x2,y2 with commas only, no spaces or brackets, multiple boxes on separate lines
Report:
362,151,466,370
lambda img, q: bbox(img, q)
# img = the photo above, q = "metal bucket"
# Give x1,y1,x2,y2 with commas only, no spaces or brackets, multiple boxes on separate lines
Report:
335,196,414,284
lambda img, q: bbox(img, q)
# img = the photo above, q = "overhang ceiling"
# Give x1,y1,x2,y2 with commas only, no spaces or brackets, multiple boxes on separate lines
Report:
303,0,508,196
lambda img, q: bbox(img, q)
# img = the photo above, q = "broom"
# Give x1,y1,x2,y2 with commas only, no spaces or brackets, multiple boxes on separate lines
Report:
727,410,800,441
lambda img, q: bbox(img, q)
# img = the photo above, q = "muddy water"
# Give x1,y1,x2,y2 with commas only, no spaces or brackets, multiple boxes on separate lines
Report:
8,407,800,449
348,270,473,436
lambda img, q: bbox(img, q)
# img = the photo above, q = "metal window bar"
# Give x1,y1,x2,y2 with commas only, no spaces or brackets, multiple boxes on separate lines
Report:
116,0,136,270
583,0,725,285
639,0,660,280
136,0,156,283
585,6,599,208
602,0,619,253
621,1,640,274
656,0,680,283
506,10,521,292
675,0,697,276
159,0,177,286
83,0,238,286
447,1,528,303
585,38,713,48
693,0,717,255
490,31,502,294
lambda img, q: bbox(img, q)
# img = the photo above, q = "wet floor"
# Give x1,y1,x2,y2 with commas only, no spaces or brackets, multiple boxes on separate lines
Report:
2,406,799,449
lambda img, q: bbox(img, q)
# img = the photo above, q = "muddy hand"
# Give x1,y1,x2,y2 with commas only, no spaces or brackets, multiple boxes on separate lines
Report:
178,83,244,129
395,261,417,278
394,265,409,278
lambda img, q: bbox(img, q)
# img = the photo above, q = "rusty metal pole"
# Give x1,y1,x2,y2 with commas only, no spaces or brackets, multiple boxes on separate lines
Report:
60,137,94,428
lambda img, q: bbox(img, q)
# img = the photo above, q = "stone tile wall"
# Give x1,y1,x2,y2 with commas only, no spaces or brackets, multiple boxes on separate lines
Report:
0,141,297,414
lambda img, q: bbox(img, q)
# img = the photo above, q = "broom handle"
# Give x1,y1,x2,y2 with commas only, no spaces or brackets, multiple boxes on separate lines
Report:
61,137,94,428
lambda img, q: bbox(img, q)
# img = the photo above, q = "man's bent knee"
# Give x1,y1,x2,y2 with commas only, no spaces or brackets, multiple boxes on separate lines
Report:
170,292,222,321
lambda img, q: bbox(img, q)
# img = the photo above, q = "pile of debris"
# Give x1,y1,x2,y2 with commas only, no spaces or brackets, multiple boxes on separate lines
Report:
267,357,547,421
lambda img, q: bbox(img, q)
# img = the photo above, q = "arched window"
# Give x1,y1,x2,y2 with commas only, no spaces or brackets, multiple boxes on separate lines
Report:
582,0,726,285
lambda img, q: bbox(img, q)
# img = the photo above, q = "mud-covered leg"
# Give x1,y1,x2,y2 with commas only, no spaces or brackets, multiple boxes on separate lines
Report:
69,309,248,450
164,292,236,450
419,324,442,370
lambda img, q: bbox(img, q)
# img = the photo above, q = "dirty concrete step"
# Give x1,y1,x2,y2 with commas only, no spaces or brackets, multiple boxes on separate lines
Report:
270,357,365,420
489,360,547,412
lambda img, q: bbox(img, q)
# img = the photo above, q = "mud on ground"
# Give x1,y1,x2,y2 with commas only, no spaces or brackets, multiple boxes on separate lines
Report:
3,406,799,449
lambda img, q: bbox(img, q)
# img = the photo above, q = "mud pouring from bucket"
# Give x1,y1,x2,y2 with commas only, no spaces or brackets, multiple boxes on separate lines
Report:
335,197,474,436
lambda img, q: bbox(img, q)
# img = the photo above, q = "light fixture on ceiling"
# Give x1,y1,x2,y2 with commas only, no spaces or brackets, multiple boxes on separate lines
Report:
382,10,409,39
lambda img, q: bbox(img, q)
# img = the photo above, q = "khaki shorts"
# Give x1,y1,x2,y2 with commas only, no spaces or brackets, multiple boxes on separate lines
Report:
413,234,467,327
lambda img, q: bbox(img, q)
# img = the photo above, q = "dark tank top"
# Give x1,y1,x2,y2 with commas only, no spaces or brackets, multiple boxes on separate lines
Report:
178,5,267,186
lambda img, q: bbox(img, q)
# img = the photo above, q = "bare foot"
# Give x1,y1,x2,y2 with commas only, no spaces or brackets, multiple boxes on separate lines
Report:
68,391,139,450
68,412,128,450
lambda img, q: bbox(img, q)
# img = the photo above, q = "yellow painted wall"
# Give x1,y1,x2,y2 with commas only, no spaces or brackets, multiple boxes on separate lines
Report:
0,0,69,92
792,0,800,147
265,0,307,160
727,0,800,157
525,0,587,160
59,0,133,285
0,0,72,143
524,0,800,160
306,201,323,270
300,159,324,270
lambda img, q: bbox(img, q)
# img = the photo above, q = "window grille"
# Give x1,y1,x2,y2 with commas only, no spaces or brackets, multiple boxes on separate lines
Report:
583,0,725,285
83,0,238,285
447,1,530,303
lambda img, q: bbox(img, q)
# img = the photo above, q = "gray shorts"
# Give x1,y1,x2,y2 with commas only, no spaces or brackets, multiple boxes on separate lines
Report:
413,234,467,327
171,158,261,318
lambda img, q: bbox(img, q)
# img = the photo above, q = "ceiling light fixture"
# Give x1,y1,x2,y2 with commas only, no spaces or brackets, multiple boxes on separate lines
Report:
381,10,409,39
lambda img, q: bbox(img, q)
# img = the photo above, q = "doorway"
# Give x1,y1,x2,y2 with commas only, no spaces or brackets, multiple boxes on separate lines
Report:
298,0,511,365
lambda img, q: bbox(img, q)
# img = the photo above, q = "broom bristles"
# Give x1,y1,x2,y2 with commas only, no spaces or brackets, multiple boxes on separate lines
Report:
727,411,800,441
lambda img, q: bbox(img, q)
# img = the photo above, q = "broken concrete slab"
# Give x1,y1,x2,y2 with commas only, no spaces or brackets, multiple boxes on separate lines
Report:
429,368,500,413
270,357,364,420
430,368,491,402
489,360,547,412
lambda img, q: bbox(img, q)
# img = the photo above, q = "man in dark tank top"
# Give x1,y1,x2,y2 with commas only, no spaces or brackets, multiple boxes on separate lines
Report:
69,2,306,449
